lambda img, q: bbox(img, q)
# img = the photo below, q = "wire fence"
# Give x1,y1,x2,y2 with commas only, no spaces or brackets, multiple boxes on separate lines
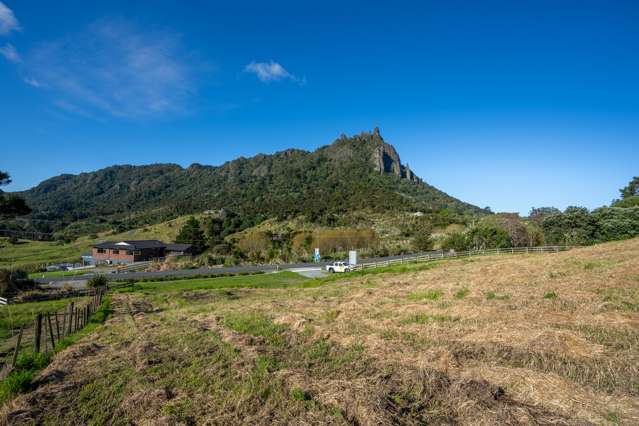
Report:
0,288,105,378
351,245,573,271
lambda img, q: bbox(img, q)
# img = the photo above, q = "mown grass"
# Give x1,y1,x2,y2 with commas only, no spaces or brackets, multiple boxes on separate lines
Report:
454,287,470,299
543,291,558,300
322,260,444,282
116,271,311,294
402,314,459,324
407,289,443,302
485,291,510,301
28,269,106,279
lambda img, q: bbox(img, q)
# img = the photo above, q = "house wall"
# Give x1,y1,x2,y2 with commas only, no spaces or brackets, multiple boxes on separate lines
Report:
92,247,166,264
92,248,135,264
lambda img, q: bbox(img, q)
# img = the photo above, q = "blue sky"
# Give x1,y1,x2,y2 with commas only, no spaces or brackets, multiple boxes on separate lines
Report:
1,0,637,214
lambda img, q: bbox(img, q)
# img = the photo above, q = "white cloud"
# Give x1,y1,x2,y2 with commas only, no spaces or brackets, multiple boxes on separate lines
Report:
245,61,304,84
25,19,197,118
0,1,20,35
23,77,40,87
0,42,19,62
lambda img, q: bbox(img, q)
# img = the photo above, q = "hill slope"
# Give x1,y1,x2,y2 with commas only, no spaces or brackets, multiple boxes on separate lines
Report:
18,129,486,235
3,238,638,424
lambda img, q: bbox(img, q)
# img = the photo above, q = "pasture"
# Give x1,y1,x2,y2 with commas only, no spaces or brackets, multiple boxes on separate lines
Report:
1,238,638,424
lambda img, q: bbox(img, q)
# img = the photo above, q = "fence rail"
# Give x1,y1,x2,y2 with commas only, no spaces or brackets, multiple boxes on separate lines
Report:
0,289,105,378
351,246,572,271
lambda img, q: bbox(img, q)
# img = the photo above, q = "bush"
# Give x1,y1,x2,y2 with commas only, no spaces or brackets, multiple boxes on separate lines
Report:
467,224,512,250
542,206,639,245
0,269,36,297
441,232,470,251
87,275,108,288
612,196,639,208
412,232,433,251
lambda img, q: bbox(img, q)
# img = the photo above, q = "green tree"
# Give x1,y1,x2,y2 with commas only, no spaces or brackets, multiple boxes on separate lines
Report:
175,216,207,254
529,207,561,224
0,171,31,218
441,232,470,251
467,224,512,249
205,217,224,246
412,231,433,252
0,269,35,297
620,177,639,199
87,275,108,288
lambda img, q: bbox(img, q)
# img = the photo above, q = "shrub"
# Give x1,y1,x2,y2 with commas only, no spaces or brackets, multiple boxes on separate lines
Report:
441,232,470,251
412,231,433,252
542,206,639,245
87,275,108,288
0,269,35,297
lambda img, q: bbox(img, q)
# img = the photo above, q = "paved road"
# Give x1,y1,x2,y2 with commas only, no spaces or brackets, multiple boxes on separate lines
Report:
36,251,441,286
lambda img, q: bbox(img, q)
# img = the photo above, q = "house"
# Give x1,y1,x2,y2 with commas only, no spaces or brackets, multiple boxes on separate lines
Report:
90,240,192,264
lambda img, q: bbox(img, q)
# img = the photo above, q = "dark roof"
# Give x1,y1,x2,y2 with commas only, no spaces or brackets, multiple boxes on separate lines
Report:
165,243,192,252
92,240,167,250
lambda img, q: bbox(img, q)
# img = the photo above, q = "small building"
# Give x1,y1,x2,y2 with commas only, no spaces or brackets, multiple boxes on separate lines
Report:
90,240,192,265
165,243,194,257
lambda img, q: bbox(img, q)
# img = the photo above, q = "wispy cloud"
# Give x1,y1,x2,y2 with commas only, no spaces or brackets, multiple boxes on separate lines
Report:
25,19,198,119
23,77,40,87
245,61,305,85
0,42,19,62
0,1,20,35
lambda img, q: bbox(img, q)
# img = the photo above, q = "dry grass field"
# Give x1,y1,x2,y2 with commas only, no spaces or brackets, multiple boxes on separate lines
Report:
2,238,639,425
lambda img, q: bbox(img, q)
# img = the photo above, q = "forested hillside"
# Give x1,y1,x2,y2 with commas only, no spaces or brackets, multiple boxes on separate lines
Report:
16,129,486,237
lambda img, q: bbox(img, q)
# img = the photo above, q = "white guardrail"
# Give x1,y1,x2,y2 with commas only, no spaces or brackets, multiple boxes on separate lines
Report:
351,246,572,271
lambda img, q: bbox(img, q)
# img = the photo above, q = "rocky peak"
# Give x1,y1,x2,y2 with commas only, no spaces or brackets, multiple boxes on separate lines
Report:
369,128,419,183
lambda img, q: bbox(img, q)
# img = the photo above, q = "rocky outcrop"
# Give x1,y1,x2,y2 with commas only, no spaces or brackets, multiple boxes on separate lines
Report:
370,127,419,183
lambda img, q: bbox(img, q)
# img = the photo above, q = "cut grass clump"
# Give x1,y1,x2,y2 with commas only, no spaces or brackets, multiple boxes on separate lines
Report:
0,351,50,405
606,410,620,424
222,313,288,347
291,388,312,401
485,291,510,301
597,287,639,312
402,314,459,325
454,288,470,299
543,291,558,300
408,289,443,302
324,309,340,323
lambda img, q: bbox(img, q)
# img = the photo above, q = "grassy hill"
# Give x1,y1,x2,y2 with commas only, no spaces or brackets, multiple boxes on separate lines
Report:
3,237,638,423
0,215,198,269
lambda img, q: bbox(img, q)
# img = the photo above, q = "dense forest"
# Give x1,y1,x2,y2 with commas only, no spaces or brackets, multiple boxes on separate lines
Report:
13,130,487,238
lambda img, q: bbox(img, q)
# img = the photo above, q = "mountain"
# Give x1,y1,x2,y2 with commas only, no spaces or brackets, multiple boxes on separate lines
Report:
17,129,487,236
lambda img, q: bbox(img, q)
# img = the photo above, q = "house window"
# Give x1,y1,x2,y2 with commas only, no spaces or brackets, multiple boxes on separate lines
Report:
96,248,105,254
112,249,119,254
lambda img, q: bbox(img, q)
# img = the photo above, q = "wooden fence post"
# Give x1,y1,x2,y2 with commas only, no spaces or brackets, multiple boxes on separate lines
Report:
11,325,24,368
67,302,74,335
54,313,60,341
47,314,56,351
34,314,42,353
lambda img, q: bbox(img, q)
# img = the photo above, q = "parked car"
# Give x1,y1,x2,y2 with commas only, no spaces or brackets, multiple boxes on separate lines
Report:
325,261,351,273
